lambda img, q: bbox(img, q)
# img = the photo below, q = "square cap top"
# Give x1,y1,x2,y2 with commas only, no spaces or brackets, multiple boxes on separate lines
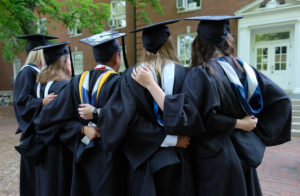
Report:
184,15,242,45
17,34,58,40
17,34,58,53
79,30,126,47
130,19,180,33
184,15,242,21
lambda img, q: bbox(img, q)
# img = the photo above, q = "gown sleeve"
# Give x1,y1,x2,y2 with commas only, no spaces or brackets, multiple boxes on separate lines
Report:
163,66,236,136
34,81,79,144
97,76,138,152
13,67,43,140
253,68,291,146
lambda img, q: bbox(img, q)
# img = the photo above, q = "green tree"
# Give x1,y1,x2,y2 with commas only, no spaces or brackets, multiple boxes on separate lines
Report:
0,0,162,62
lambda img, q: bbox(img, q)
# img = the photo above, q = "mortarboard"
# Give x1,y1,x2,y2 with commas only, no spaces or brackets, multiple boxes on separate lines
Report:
130,19,180,54
184,16,242,45
80,30,128,68
17,34,58,53
33,41,70,66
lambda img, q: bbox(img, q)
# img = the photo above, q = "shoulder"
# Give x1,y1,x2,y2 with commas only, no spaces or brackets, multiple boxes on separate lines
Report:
188,65,213,79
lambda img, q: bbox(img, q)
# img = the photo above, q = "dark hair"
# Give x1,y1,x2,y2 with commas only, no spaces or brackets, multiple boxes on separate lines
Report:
93,39,121,65
190,33,242,73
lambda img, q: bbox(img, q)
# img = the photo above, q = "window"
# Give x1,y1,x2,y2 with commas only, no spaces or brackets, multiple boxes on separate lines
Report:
109,0,126,29
68,18,82,37
72,51,84,75
256,48,268,71
177,0,201,12
274,46,287,70
177,33,196,67
13,58,22,80
37,18,47,34
255,32,289,42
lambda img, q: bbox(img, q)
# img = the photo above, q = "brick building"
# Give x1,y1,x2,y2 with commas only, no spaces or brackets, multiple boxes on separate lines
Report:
1,0,300,94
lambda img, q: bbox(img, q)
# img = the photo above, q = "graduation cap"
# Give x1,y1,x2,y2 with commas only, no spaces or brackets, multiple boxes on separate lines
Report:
33,41,70,66
17,34,58,53
130,19,180,54
80,30,128,68
184,16,242,45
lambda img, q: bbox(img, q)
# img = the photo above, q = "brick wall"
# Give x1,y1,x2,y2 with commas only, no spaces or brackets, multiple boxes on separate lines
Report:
0,0,256,90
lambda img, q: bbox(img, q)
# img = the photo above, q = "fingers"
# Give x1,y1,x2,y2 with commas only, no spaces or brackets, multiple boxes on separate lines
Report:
79,104,89,108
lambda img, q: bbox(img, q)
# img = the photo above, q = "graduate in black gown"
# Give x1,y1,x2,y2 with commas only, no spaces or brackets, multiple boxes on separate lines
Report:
32,41,73,196
132,16,291,196
34,31,128,196
13,34,58,196
80,20,194,196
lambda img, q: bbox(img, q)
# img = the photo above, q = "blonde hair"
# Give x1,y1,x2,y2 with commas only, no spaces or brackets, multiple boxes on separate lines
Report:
36,54,70,84
24,49,46,68
140,37,179,85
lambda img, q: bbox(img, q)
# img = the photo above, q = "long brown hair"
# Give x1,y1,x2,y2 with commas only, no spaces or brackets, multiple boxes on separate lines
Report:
140,37,180,85
190,33,242,73
36,54,70,84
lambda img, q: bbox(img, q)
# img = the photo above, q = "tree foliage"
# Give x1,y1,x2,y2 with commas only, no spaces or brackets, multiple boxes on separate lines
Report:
0,0,162,62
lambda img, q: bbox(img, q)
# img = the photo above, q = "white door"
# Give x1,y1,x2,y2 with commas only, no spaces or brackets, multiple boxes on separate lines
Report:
254,43,291,90
252,29,292,90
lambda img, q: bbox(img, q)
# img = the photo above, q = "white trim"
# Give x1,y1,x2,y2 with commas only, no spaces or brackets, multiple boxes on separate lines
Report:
176,0,201,13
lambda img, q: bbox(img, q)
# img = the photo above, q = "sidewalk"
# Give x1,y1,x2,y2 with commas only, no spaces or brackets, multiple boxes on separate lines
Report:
257,138,300,196
0,116,299,196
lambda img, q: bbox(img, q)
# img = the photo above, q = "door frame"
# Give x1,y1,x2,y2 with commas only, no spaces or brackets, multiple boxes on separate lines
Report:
250,25,294,91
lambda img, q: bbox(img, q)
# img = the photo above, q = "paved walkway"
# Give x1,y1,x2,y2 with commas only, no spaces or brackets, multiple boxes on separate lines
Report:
0,116,299,196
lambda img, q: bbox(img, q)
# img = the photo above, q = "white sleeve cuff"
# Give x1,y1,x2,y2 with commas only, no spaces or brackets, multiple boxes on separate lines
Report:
160,135,178,147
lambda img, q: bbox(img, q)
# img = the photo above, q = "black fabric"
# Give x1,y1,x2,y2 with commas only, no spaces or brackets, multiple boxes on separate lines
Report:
162,57,291,196
184,16,242,45
130,19,180,54
231,130,265,167
13,64,42,196
33,80,72,196
17,34,58,53
197,20,228,45
34,69,127,196
13,65,43,140
98,64,195,196
142,26,170,54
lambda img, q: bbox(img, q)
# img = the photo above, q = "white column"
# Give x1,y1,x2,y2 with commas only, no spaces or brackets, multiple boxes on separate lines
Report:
237,26,251,63
292,20,300,94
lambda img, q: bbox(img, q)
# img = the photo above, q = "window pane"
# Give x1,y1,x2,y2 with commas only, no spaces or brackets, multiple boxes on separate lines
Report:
262,56,268,63
275,63,280,70
263,48,268,55
281,63,286,70
263,64,268,71
255,32,289,42
257,64,261,70
257,56,261,63
281,54,286,62
275,55,280,62
282,46,287,54
257,48,262,55
275,47,280,54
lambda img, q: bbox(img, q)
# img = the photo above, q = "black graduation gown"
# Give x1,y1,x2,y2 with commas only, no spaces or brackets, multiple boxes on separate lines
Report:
162,57,291,196
33,80,73,196
34,69,127,196
98,64,194,196
13,64,43,196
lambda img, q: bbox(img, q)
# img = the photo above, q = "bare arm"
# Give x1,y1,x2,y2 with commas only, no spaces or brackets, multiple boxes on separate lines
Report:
131,66,165,111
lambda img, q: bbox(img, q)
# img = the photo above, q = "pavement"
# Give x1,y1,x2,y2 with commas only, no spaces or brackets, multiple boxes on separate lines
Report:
0,105,299,196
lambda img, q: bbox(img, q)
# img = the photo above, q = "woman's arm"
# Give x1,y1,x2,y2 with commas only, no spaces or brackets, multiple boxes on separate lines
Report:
131,66,166,111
